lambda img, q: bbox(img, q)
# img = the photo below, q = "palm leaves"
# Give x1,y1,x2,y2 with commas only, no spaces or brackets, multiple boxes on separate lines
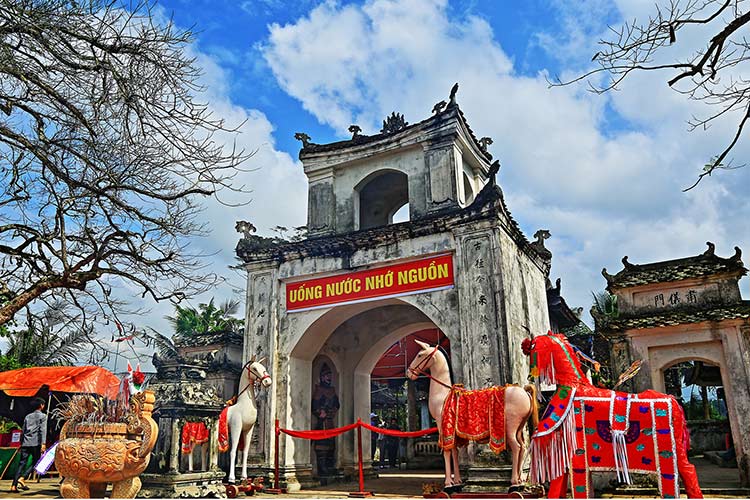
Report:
138,327,179,360
2,301,95,367
166,298,243,339
591,290,619,327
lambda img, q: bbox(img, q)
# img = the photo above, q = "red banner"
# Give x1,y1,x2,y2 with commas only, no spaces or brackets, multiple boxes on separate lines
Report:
286,253,454,312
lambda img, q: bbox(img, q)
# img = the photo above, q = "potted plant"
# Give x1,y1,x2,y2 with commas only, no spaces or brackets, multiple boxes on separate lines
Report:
53,388,158,498
0,417,21,447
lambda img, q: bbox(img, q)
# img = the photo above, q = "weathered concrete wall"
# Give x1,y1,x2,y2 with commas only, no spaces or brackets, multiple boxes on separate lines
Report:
494,224,550,385
613,277,743,316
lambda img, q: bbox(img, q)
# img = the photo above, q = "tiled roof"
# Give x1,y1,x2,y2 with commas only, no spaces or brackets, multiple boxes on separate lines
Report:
602,242,746,289
173,330,243,348
562,321,594,338
547,278,580,329
605,301,750,332
297,103,492,162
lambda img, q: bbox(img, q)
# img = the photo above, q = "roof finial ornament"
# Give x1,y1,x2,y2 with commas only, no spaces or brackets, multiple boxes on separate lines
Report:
381,112,408,134
622,255,634,269
294,132,311,148
478,137,493,152
602,268,614,284
432,100,447,114
533,229,551,247
555,277,561,292
348,125,361,139
732,246,742,261
448,82,459,106
235,220,256,239
703,241,716,256
531,229,552,261
488,159,500,186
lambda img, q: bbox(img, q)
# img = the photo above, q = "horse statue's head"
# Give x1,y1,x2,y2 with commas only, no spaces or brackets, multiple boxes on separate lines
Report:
522,331,586,386
406,339,440,381
245,355,272,389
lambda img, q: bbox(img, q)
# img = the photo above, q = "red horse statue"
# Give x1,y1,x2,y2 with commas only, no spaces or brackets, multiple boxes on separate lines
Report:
522,332,703,498
407,340,537,492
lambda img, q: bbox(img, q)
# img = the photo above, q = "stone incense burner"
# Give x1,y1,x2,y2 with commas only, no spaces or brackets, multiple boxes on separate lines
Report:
55,390,159,498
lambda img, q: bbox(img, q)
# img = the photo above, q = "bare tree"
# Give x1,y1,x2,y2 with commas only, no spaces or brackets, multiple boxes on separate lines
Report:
0,0,251,327
552,0,750,190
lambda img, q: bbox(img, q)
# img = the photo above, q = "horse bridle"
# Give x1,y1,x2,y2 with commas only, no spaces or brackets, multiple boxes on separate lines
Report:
408,346,452,389
236,361,271,399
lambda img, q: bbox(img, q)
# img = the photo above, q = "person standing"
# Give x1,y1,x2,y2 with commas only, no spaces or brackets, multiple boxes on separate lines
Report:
11,398,46,493
370,413,379,462
385,418,400,468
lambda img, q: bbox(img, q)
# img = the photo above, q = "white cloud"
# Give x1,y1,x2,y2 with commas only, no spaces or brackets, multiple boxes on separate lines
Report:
260,0,750,325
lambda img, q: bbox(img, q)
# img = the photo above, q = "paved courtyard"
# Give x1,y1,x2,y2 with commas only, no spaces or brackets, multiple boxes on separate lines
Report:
0,458,746,498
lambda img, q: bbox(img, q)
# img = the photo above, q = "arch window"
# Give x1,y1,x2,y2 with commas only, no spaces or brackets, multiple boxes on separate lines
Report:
356,170,409,230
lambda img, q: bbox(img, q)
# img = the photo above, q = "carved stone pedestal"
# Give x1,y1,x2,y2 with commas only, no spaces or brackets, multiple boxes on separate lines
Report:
140,360,226,498
463,466,513,492
140,471,226,498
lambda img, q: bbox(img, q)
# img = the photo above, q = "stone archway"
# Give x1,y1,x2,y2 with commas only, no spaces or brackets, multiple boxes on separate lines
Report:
283,297,456,482
650,342,743,477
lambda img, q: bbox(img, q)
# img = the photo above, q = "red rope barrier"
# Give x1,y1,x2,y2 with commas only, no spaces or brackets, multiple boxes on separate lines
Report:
279,420,437,439
360,421,438,438
273,418,438,496
280,421,359,440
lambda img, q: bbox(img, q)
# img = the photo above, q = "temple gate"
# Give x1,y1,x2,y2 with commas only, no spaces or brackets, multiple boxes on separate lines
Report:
599,243,750,486
235,87,551,490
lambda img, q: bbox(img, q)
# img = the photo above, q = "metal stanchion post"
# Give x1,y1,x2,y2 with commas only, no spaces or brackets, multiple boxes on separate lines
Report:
348,419,372,498
266,419,286,494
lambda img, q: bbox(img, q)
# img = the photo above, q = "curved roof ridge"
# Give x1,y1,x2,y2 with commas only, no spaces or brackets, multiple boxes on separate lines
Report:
296,84,492,161
602,242,746,289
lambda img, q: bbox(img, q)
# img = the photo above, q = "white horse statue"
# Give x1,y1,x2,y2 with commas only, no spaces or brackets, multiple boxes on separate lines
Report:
406,340,537,492
219,356,272,484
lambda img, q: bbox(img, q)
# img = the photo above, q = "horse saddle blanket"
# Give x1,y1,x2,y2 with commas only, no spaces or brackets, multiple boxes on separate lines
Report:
440,384,507,453
182,421,209,454
218,398,251,453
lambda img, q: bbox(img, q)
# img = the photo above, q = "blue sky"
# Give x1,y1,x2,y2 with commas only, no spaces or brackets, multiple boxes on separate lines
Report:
121,0,749,351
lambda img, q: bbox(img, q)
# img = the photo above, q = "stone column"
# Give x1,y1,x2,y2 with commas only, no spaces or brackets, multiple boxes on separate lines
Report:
244,262,281,474
209,418,220,472
725,326,750,486
454,228,512,489
609,335,635,392
306,167,335,236
424,142,460,213
169,418,181,473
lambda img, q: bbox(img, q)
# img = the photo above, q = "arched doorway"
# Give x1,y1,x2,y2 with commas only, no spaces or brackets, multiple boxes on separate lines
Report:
657,354,742,487
370,328,450,468
663,360,736,468
285,298,459,481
